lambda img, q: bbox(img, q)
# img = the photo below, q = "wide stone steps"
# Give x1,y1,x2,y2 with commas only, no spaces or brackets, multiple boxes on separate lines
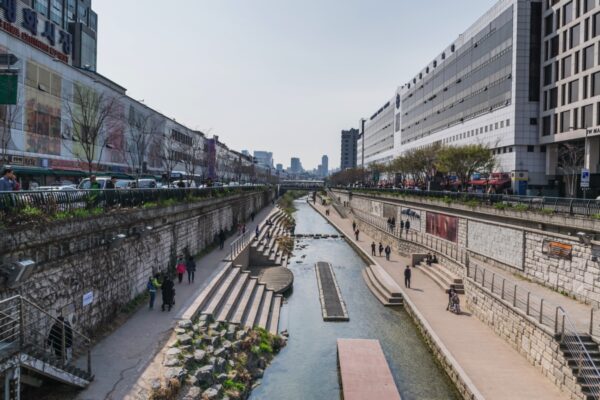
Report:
230,278,258,325
243,284,265,328
267,295,283,335
215,272,249,322
257,290,274,329
558,333,600,400
202,267,241,316
362,265,403,306
418,262,465,294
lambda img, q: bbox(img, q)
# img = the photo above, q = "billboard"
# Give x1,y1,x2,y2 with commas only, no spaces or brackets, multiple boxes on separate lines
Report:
399,207,422,232
426,212,458,243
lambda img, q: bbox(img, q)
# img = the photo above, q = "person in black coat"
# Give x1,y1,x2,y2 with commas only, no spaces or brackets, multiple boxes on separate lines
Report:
404,265,412,288
47,316,73,360
186,256,196,284
161,276,175,311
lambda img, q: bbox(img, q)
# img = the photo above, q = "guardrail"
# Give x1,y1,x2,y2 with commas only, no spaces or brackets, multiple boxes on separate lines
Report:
0,295,92,376
0,186,267,216
334,187,600,217
229,233,250,262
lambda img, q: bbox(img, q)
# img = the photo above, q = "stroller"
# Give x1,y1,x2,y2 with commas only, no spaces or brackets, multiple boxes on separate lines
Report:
449,292,461,314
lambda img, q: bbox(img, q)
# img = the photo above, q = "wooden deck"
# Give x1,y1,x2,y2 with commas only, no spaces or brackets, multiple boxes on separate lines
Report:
337,339,401,400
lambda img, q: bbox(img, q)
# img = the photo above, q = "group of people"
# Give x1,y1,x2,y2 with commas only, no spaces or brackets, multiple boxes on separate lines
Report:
425,252,438,266
147,254,197,312
371,241,392,261
387,217,411,235
447,288,461,314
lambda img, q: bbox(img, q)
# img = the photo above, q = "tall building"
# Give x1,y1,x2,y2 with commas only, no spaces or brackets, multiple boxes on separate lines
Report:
394,0,544,193
540,0,600,195
362,98,396,167
276,163,283,173
253,151,274,169
340,128,359,170
321,155,328,177
290,157,302,174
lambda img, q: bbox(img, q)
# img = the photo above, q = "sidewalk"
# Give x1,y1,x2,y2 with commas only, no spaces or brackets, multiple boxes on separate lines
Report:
75,205,274,400
313,201,567,400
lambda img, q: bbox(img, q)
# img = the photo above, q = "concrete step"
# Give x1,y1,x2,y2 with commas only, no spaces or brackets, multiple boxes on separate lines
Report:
418,264,454,293
216,272,250,322
362,269,402,307
418,263,464,294
429,263,463,284
243,284,265,328
230,278,258,325
257,290,274,329
267,295,282,335
369,264,403,298
202,267,241,317
184,264,233,320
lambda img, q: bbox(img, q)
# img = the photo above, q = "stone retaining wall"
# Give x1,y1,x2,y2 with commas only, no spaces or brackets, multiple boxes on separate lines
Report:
464,279,584,399
0,190,272,337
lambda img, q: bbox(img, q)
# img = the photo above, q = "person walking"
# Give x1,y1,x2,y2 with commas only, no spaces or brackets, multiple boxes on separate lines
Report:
161,275,175,311
176,256,186,284
371,241,376,256
405,220,410,234
404,265,412,288
251,211,255,222
400,220,404,236
242,224,246,235
446,288,456,311
354,229,360,241
147,274,161,309
378,242,384,257
186,256,196,284
255,225,260,240
352,221,357,232
219,229,226,250
385,245,391,261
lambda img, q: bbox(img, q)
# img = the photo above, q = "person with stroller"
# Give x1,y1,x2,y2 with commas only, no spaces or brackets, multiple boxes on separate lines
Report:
448,289,461,314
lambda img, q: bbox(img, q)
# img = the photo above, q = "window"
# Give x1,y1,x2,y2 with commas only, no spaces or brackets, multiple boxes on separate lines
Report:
570,24,580,48
564,1,573,24
545,14,554,36
561,110,571,132
562,83,567,105
554,114,559,134
575,51,580,73
506,119,510,126
50,0,62,25
530,118,538,125
34,0,49,17
541,145,547,153
569,79,579,103
544,64,553,85
584,45,595,70
549,87,558,109
495,122,499,129
509,147,513,153
586,0,596,13
550,36,560,58
562,55,572,79
500,121,504,128
527,145,535,152
584,75,589,98
595,12,600,36
543,116,552,136
583,104,594,127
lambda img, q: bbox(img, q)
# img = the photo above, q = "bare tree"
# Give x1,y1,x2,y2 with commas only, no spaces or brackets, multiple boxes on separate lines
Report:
181,131,205,185
0,101,21,166
558,142,585,198
122,107,161,182
64,83,119,175
161,130,181,184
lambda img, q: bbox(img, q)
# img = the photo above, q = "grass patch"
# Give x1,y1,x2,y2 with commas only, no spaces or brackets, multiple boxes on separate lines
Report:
493,202,510,210
513,204,529,212
223,379,246,392
278,190,306,215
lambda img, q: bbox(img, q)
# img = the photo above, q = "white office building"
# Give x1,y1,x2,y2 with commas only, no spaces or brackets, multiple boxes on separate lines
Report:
359,98,396,168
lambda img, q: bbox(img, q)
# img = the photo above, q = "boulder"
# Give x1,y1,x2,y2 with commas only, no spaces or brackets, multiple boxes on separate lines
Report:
216,373,228,383
209,322,220,331
195,365,214,385
205,345,214,355
174,328,186,335
182,386,201,400
235,330,246,341
165,348,181,357
214,347,227,358
163,357,181,367
202,386,220,399
226,325,237,340
164,367,185,381
222,340,232,350
219,329,227,338
177,334,192,345
252,368,264,379
178,319,193,329
231,340,242,351
215,357,227,373
193,350,206,362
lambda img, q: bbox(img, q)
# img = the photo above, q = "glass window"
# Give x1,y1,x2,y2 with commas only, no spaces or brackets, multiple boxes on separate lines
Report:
584,45,595,70
564,2,573,24
528,145,535,152
584,75,589,99
549,87,558,109
544,64,553,85
34,0,49,17
570,24,580,48
50,0,63,25
593,71,600,96
550,36,559,58
587,0,597,13
545,14,554,36
583,104,594,127
562,55,572,79
569,79,579,103
560,110,571,132
594,12,600,36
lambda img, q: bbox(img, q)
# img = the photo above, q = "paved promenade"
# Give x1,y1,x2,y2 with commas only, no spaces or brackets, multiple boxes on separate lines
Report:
75,205,274,400
312,201,567,400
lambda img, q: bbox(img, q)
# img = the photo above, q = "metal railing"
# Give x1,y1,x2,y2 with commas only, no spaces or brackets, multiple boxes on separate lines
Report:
334,187,600,217
229,232,249,261
0,186,266,216
0,295,92,376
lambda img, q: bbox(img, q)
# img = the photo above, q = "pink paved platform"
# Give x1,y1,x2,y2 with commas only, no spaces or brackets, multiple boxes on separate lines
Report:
337,338,401,400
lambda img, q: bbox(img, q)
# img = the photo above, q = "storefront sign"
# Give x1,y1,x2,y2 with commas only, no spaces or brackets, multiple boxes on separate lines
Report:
50,159,87,171
82,291,93,307
8,155,38,166
0,0,71,63
587,127,600,137
542,239,572,260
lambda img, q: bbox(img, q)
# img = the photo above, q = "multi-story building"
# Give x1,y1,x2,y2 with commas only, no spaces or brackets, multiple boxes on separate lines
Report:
340,128,359,170
540,0,600,196
387,0,545,194
0,0,256,187
290,157,302,174
321,155,328,177
253,151,274,169
361,98,396,167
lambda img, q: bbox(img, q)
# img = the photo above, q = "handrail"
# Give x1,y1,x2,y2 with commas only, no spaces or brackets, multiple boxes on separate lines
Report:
229,232,249,261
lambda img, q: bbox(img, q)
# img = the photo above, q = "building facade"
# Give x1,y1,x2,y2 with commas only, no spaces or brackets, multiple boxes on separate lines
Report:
340,128,359,170
0,1,256,187
394,0,545,193
320,154,328,177
290,157,302,174
540,0,600,196
253,150,274,169
361,98,395,167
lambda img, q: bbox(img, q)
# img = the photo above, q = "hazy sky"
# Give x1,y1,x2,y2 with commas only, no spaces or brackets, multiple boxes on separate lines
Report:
95,0,495,170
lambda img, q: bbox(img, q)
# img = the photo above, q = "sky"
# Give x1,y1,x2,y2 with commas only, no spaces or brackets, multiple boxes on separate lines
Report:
94,0,496,171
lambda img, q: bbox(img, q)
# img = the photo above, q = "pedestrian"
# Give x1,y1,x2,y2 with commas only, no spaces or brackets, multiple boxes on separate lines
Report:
251,211,255,222
255,225,260,239
446,288,456,311
219,229,226,250
0,168,15,191
242,224,246,235
387,217,392,231
371,241,376,256
451,292,461,314
378,242,384,257
385,245,391,261
404,265,411,288
105,176,117,207
352,221,357,231
47,316,73,361
147,274,161,309
405,219,410,234
391,217,396,231
400,220,405,232
186,256,196,284
354,229,360,241
161,275,175,311
105,176,116,189
176,256,186,284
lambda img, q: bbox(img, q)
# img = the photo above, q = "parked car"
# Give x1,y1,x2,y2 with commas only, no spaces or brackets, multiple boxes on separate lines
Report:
77,177,131,189
129,179,158,189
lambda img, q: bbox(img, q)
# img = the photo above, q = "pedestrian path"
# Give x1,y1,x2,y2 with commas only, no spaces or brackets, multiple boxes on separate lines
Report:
74,205,274,400
313,201,566,400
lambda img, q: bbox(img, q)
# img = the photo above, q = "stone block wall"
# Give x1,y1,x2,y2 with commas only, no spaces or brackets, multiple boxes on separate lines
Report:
464,279,584,400
0,190,272,337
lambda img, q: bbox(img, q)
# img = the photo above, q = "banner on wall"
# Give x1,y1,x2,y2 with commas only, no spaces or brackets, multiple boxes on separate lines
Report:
426,212,458,243
542,239,572,260
400,207,421,231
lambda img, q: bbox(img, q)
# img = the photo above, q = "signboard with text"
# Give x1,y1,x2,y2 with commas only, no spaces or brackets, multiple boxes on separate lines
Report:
581,168,590,188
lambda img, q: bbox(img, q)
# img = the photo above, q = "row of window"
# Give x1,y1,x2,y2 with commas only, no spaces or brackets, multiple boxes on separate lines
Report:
544,11,600,62
544,0,597,37
544,69,600,110
441,119,511,145
542,101,600,134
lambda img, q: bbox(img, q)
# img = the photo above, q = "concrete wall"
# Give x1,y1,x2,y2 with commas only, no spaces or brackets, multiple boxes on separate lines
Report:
338,190,600,306
0,190,272,337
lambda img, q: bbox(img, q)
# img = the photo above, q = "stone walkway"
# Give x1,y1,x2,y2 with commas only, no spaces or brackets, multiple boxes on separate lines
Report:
74,205,275,400
313,201,567,400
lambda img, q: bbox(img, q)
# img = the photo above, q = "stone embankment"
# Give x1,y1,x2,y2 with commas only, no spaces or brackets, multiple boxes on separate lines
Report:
150,317,286,400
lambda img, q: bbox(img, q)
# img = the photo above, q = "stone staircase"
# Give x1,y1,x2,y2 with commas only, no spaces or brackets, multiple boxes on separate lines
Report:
417,262,465,294
192,264,283,335
362,264,403,306
559,334,600,400
250,210,292,268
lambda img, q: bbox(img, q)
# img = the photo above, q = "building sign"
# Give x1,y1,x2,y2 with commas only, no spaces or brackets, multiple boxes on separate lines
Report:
82,291,94,307
587,127,600,137
541,239,572,260
0,0,71,63
7,155,38,166
581,168,590,188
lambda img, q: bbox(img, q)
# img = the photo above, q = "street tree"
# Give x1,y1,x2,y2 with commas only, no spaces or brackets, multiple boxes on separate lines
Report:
557,142,585,198
122,108,162,182
181,131,205,184
0,100,21,167
436,144,496,190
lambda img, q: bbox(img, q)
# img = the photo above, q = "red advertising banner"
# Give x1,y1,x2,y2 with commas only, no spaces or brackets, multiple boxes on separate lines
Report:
426,212,458,243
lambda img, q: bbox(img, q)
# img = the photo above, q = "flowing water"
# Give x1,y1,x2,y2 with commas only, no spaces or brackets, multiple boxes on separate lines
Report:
250,199,459,400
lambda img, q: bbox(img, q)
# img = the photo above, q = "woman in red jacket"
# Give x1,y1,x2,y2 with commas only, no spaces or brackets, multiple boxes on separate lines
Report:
176,256,186,284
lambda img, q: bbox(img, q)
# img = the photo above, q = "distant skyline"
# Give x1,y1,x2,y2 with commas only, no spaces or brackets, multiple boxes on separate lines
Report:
94,0,496,170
